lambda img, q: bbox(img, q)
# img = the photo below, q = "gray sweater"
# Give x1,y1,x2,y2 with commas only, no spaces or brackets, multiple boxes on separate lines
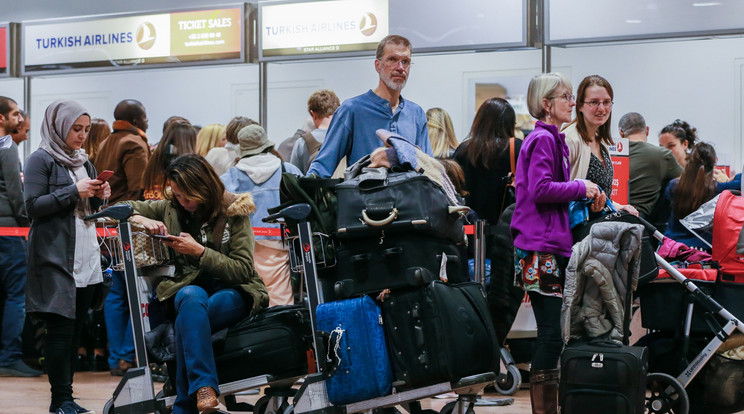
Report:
0,141,29,227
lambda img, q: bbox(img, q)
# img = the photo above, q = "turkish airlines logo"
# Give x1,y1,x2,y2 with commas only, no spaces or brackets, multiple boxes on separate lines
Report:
616,141,623,152
136,22,156,50
359,12,377,37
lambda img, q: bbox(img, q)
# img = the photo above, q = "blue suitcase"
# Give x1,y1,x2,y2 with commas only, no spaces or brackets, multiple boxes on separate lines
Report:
315,296,393,405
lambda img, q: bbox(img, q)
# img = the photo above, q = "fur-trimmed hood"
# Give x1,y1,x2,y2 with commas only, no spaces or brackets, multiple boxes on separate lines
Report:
225,191,256,217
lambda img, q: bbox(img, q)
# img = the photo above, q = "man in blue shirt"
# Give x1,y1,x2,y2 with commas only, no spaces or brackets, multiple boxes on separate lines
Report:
307,35,432,177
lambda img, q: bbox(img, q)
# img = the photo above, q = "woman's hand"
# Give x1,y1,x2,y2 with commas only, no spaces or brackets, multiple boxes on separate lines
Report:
163,232,206,258
713,168,729,183
76,178,102,199
130,215,168,235
589,191,607,213
94,181,111,199
616,203,639,217
581,180,601,199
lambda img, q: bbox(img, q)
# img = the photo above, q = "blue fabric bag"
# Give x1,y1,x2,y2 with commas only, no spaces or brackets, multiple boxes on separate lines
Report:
316,296,393,405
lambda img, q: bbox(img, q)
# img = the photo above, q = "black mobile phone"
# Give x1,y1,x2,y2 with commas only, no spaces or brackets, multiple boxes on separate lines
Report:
152,234,173,240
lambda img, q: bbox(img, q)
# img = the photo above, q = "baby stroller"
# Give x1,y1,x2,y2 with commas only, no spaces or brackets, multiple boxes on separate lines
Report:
636,190,744,413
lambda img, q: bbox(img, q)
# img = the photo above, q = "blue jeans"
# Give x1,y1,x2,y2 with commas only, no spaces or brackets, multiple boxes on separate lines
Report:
172,285,248,414
104,270,135,368
0,236,28,366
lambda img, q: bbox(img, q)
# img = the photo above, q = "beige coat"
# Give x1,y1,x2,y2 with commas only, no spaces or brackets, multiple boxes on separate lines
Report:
563,122,594,181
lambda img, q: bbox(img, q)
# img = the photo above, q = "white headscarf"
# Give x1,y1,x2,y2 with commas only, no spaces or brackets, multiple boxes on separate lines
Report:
39,99,90,168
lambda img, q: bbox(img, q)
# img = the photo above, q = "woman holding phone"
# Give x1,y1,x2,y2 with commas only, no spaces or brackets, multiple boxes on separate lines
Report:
121,154,268,413
24,99,111,414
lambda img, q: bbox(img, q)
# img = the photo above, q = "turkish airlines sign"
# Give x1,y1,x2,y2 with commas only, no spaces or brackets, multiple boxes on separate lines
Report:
23,7,242,73
260,0,389,59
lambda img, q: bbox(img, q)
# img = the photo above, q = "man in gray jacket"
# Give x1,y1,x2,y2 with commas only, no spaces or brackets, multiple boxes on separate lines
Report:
0,97,41,377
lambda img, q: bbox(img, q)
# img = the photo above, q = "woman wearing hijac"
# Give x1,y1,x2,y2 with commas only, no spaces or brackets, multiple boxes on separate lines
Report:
510,73,600,414
563,75,638,216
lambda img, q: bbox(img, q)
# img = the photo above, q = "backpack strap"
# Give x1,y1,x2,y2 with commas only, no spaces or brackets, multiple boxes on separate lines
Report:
301,131,322,155
509,137,516,176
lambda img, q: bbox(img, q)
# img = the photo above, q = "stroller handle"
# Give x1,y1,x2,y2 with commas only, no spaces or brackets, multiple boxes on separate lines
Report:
633,214,665,243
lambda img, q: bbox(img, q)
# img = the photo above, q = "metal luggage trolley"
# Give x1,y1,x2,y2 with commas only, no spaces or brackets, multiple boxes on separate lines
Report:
263,203,497,414
85,205,305,414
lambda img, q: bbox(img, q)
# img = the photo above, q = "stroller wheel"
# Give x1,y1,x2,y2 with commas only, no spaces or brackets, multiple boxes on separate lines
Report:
646,372,689,414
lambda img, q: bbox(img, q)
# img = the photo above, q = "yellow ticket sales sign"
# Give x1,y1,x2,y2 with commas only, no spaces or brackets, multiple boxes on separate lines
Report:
23,7,243,74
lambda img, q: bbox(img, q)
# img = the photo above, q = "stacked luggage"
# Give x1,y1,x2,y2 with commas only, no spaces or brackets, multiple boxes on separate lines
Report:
309,166,500,403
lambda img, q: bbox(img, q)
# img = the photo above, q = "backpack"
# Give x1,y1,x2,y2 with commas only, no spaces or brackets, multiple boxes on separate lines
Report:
301,131,323,172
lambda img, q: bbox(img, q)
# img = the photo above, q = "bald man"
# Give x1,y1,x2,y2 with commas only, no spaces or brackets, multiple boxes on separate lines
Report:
94,99,151,203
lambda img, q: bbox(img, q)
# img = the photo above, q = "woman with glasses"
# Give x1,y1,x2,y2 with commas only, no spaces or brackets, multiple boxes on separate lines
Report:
563,75,638,216
511,73,600,414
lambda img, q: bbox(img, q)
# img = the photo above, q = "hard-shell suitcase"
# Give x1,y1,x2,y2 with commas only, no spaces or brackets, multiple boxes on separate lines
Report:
559,341,648,414
331,234,467,299
381,281,500,389
336,169,466,244
213,304,312,383
315,296,393,405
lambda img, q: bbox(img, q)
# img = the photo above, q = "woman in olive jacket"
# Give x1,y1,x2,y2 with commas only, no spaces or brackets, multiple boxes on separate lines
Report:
24,99,110,414
122,154,268,414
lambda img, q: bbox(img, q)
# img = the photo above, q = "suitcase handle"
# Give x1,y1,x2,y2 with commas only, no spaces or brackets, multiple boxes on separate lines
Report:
448,205,471,217
362,208,398,226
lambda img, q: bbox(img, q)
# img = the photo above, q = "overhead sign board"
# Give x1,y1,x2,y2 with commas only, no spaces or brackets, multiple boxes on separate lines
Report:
22,6,244,74
0,25,8,76
259,0,389,60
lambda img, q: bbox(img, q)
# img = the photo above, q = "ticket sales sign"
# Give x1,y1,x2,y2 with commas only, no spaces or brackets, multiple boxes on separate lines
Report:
23,8,243,73
608,138,629,205
260,0,389,59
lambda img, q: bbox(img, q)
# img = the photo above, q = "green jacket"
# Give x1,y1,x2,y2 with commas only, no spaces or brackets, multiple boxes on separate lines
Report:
123,192,269,315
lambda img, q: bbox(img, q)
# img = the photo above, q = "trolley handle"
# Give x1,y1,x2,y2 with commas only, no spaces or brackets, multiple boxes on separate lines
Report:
262,203,311,224
83,204,134,222
633,214,665,243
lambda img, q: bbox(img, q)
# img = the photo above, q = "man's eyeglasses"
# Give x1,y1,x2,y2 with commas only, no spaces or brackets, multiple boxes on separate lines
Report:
550,93,575,102
381,56,412,68
583,100,613,108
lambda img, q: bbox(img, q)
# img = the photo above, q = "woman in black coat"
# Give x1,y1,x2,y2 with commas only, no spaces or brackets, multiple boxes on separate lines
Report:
24,99,110,414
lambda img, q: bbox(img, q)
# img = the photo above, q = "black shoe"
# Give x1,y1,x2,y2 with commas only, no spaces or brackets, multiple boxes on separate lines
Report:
90,354,108,372
0,360,43,377
54,401,95,414
75,354,91,372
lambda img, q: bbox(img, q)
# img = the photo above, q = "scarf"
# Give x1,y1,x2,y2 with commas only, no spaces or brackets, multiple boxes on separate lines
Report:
39,99,90,168
112,120,148,141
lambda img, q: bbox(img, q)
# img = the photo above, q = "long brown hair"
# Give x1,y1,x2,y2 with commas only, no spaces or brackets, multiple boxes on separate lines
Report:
463,98,515,169
673,142,716,219
143,121,196,190
83,118,110,162
572,75,615,146
163,154,225,223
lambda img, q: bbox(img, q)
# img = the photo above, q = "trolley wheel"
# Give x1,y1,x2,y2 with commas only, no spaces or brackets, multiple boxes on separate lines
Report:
254,395,290,414
419,410,439,414
282,404,294,414
103,398,115,414
646,372,689,414
494,365,522,396
439,401,457,414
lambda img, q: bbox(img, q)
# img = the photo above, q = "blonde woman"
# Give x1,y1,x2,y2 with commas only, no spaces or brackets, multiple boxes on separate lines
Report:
195,124,226,157
426,107,458,159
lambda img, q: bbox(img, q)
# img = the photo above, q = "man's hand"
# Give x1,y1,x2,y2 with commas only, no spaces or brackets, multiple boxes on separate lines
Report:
369,147,391,168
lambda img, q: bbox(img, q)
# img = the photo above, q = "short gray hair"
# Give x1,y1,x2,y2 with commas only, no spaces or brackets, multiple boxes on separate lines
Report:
527,73,572,120
618,112,646,136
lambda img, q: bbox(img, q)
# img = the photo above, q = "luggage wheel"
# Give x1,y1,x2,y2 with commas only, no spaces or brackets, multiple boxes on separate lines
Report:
439,397,476,414
254,394,290,414
494,364,521,396
646,372,689,414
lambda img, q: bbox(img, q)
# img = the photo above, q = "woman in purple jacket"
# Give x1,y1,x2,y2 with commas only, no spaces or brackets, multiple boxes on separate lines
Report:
510,73,600,414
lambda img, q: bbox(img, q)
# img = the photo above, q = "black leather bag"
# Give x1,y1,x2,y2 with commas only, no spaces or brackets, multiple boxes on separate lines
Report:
330,234,467,300
381,281,500,389
213,305,312,383
560,341,649,414
336,169,466,244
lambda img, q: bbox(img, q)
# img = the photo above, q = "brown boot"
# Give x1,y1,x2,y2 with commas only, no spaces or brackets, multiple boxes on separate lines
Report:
196,386,219,413
530,369,559,414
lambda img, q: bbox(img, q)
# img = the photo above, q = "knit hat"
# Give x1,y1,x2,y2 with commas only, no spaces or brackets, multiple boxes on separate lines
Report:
238,124,273,157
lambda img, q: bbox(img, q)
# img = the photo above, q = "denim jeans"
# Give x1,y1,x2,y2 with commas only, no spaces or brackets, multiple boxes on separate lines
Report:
104,270,135,368
0,236,28,366
528,291,564,371
172,285,248,414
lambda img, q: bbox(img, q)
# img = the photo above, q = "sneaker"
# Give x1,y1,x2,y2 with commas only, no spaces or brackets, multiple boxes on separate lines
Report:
52,401,95,414
0,360,43,377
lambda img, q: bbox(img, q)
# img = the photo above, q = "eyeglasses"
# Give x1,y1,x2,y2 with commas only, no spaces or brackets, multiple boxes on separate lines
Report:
550,92,576,102
380,56,412,68
583,100,614,108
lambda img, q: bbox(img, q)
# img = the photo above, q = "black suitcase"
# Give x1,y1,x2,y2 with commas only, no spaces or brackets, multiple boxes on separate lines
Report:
331,234,467,299
559,341,648,414
335,169,466,244
213,304,312,383
381,281,500,389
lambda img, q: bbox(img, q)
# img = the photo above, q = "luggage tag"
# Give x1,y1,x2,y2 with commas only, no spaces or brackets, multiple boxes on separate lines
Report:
439,252,448,282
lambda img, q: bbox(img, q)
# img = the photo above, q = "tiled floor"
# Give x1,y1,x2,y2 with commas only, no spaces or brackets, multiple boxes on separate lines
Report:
0,371,532,413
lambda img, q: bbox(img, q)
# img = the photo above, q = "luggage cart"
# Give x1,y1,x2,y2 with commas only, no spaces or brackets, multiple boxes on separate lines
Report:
263,204,497,414
84,205,306,414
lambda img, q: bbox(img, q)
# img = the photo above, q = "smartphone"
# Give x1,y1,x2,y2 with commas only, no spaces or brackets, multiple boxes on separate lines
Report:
96,170,114,181
152,234,173,240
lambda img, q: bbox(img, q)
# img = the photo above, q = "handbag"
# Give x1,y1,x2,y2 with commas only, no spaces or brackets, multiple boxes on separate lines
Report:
498,137,517,216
